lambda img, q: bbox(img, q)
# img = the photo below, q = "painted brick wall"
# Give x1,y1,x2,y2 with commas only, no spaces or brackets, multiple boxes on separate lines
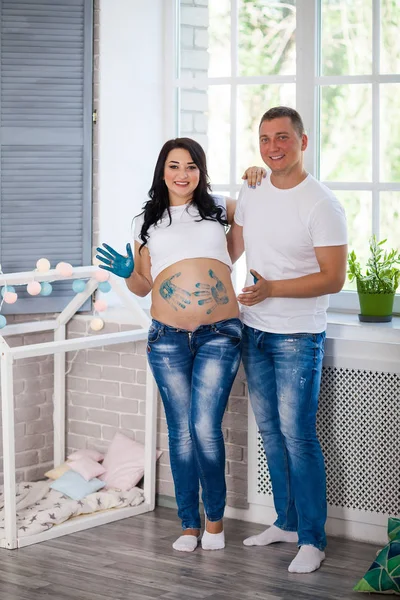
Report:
179,0,209,150
0,315,55,484
0,0,249,512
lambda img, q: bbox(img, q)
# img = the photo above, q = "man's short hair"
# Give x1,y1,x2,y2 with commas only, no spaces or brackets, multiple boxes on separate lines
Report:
259,106,305,137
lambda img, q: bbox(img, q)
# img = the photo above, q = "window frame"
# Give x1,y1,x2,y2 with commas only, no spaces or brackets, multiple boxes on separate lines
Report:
165,0,400,314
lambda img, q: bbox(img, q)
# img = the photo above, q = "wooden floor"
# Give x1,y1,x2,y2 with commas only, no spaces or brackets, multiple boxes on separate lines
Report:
0,506,379,600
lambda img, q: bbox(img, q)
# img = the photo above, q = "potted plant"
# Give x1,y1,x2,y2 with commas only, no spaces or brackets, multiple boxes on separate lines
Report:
347,236,400,322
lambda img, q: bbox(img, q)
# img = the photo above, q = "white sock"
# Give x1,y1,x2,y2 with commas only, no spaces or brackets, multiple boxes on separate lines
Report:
288,545,325,573
172,534,200,552
243,525,298,546
201,529,225,550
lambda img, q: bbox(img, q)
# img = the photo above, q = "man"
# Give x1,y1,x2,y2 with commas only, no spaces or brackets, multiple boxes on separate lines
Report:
228,106,348,574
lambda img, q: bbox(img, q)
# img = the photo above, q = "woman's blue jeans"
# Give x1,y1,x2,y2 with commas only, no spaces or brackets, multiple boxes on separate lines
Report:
147,318,243,530
242,325,327,550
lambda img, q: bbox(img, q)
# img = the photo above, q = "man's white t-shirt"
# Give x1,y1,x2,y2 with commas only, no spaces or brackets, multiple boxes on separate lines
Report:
234,173,348,334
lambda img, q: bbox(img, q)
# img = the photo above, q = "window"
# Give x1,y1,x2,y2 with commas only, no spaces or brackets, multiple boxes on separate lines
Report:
165,0,400,311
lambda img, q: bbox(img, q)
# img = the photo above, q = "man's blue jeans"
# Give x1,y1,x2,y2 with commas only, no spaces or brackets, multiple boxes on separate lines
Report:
147,318,243,530
242,325,327,550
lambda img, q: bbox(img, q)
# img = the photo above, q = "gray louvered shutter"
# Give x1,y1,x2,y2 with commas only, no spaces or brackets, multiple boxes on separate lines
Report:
0,0,93,314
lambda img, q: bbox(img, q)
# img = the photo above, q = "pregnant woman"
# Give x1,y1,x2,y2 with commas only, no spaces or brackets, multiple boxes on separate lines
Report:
96,138,249,553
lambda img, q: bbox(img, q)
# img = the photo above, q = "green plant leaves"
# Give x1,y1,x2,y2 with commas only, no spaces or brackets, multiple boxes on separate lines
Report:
347,235,400,294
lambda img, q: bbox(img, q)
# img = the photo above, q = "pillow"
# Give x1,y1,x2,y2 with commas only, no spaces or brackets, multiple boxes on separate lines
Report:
354,517,400,595
100,432,162,491
68,456,106,481
45,462,71,480
50,470,105,501
67,449,104,462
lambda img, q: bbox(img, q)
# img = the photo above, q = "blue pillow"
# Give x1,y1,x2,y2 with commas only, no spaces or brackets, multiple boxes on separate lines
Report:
50,470,105,500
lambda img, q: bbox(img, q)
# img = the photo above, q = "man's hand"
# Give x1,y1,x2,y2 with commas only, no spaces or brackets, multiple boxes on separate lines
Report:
237,269,271,306
242,166,267,188
96,243,134,279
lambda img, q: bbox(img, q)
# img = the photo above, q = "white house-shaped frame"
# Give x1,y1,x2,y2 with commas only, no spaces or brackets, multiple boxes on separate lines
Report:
0,266,157,549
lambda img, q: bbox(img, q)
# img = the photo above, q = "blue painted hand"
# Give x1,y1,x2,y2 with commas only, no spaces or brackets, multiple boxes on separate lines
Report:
159,272,192,311
96,243,134,279
193,269,229,315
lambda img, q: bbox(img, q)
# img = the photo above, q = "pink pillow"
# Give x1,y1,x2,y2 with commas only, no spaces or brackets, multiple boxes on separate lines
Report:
68,456,106,481
100,432,161,491
68,449,104,462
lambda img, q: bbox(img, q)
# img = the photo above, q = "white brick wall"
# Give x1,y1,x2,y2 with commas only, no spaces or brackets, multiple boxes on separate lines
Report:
179,3,209,149
0,323,55,484
0,0,249,511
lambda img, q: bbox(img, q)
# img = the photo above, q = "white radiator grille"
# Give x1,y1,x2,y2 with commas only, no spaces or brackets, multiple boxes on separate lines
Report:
256,366,400,515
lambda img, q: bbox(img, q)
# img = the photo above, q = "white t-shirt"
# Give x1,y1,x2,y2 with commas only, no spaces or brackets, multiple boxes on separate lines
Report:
133,195,232,281
234,173,348,333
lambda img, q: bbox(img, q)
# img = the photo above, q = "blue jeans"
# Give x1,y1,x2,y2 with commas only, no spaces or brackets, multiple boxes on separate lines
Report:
242,325,327,550
147,318,243,530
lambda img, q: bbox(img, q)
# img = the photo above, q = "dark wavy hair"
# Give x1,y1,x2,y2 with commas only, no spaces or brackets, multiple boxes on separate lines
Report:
137,137,227,251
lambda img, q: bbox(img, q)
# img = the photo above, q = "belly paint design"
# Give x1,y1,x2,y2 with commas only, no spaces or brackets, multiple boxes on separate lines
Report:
159,272,192,311
193,269,229,315
158,269,230,314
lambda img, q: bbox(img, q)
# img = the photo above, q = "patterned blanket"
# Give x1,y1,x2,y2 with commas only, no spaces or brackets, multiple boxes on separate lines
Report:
0,480,144,537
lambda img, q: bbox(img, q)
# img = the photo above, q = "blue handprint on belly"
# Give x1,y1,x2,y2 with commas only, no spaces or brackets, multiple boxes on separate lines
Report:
159,272,192,311
193,269,229,314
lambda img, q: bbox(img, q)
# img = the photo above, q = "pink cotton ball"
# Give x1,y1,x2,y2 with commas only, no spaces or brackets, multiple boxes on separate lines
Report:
56,262,73,277
27,281,41,296
94,299,107,312
3,291,18,304
94,269,110,282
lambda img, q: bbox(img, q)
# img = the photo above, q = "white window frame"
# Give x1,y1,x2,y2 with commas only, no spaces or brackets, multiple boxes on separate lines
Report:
164,0,400,315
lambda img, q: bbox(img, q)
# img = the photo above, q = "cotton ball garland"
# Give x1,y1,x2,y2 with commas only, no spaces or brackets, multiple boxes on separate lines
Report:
94,299,107,312
0,315,7,329
56,262,73,277
27,281,42,296
36,258,51,272
90,317,104,331
94,269,109,282
98,281,111,293
3,291,18,304
40,282,53,296
1,286,15,297
72,279,86,293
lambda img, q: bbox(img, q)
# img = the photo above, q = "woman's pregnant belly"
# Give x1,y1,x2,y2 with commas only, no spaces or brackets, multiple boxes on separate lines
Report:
150,258,239,330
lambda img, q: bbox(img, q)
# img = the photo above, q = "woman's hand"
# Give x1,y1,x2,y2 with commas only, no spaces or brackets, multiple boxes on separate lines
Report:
242,166,267,188
96,243,134,279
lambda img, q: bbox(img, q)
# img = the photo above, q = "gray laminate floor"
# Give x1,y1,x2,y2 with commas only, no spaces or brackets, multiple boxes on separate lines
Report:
0,506,379,600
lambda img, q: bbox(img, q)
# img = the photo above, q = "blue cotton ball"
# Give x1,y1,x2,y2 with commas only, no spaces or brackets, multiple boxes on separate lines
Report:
0,315,7,329
1,286,15,297
40,282,53,296
72,279,86,293
98,281,111,293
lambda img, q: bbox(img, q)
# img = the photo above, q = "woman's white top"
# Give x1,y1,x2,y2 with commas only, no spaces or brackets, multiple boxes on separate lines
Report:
133,195,232,281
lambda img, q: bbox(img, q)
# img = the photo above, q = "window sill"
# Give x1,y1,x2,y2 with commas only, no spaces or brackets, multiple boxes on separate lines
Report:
327,310,400,344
